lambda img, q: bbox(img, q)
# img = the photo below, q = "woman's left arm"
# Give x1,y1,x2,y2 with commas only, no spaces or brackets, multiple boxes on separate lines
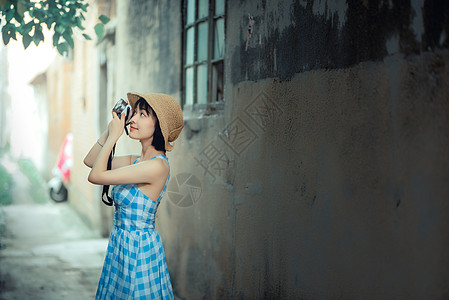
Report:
88,111,167,186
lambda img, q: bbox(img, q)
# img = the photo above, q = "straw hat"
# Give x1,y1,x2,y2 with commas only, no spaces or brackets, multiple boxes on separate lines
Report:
127,92,184,151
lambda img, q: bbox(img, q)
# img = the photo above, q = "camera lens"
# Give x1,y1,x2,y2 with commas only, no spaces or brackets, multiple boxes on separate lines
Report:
113,99,127,116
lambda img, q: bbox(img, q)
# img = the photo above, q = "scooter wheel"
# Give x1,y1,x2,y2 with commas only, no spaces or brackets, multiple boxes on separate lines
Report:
50,185,68,202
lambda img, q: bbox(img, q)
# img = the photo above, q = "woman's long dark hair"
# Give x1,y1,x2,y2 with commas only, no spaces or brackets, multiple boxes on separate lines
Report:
135,97,165,152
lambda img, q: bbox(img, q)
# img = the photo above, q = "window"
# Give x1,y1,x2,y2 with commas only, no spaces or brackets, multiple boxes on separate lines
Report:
183,0,225,110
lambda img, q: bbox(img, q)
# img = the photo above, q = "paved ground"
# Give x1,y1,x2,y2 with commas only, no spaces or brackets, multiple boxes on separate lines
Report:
0,158,109,300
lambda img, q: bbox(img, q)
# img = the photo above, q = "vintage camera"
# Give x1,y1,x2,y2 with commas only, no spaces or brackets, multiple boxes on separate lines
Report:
112,98,132,134
112,98,132,122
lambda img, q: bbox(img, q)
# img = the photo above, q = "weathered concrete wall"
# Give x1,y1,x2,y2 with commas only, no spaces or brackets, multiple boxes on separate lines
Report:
223,0,449,299
114,0,182,99
69,1,111,235
231,0,449,82
113,0,183,157
226,55,449,299
70,36,103,234
72,0,449,299
66,0,118,237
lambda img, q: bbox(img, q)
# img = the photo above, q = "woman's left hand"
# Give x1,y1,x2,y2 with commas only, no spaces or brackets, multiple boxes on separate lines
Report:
108,111,126,141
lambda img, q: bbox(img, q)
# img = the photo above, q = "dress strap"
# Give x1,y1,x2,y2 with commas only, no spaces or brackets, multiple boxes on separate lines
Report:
133,154,169,165
150,154,169,163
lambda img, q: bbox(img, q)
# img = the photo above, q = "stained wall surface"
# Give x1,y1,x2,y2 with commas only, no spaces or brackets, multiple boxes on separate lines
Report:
75,0,449,299
69,1,111,235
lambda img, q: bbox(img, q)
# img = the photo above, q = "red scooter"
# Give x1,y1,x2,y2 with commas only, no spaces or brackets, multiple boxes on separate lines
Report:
48,133,73,202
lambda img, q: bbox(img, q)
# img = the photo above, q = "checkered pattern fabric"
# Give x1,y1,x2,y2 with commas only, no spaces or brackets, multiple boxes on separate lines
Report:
96,155,174,300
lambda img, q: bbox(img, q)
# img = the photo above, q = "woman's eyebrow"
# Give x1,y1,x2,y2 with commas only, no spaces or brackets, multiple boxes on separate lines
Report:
137,109,148,115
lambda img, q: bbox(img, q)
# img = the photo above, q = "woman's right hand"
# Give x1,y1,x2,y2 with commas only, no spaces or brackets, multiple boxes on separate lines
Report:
108,111,126,141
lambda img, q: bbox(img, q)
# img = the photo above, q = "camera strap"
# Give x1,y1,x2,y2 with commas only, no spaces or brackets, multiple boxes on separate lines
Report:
101,108,130,206
124,122,130,135
101,144,116,206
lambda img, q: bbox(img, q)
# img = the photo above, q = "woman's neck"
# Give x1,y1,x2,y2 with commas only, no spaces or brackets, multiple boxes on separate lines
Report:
140,138,165,161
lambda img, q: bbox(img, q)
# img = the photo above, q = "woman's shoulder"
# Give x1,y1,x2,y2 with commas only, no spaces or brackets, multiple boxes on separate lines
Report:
135,154,168,166
136,155,169,182
112,155,140,169
147,154,169,168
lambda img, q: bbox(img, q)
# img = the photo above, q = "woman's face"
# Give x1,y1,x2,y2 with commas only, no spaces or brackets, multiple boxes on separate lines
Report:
128,106,157,141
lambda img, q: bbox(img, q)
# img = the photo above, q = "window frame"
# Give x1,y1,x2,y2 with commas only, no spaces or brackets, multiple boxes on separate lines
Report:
181,0,226,113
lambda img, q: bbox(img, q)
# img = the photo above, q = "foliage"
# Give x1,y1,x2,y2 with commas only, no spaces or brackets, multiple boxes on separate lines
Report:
0,0,110,56
0,144,9,157
18,158,49,204
0,163,13,205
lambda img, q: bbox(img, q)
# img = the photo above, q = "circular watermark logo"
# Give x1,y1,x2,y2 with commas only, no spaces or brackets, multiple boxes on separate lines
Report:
167,173,202,207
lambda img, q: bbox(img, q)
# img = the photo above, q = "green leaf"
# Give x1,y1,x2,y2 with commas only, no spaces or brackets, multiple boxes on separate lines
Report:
22,21,33,34
35,23,43,32
99,15,110,24
33,37,42,46
6,9,15,22
33,28,44,46
2,28,11,46
55,23,64,34
23,33,32,49
94,23,104,40
63,30,74,48
57,42,68,56
82,33,92,40
75,17,85,30
80,3,88,12
2,24,16,45
53,32,60,46
33,8,44,20
14,10,23,23
65,5,76,19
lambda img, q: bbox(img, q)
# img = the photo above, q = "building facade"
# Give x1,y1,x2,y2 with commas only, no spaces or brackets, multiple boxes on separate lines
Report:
65,0,449,299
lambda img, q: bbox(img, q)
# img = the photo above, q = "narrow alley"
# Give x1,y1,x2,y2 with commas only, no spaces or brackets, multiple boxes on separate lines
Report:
0,156,108,300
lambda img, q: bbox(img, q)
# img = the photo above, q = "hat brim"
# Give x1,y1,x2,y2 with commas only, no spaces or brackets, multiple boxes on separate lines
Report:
126,92,183,152
127,92,147,112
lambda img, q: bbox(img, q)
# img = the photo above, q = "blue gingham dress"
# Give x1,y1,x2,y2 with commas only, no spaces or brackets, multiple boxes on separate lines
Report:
96,154,174,300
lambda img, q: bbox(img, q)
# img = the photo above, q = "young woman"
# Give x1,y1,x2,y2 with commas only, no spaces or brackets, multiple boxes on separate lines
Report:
84,93,183,299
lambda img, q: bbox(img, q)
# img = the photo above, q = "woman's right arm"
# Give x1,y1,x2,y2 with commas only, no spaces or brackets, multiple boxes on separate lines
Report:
84,129,136,169
83,129,109,168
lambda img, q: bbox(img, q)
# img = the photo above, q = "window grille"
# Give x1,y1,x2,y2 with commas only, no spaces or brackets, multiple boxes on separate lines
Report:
182,0,225,109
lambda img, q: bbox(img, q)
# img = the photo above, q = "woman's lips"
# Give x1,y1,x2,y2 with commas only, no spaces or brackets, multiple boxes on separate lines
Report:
130,126,137,131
